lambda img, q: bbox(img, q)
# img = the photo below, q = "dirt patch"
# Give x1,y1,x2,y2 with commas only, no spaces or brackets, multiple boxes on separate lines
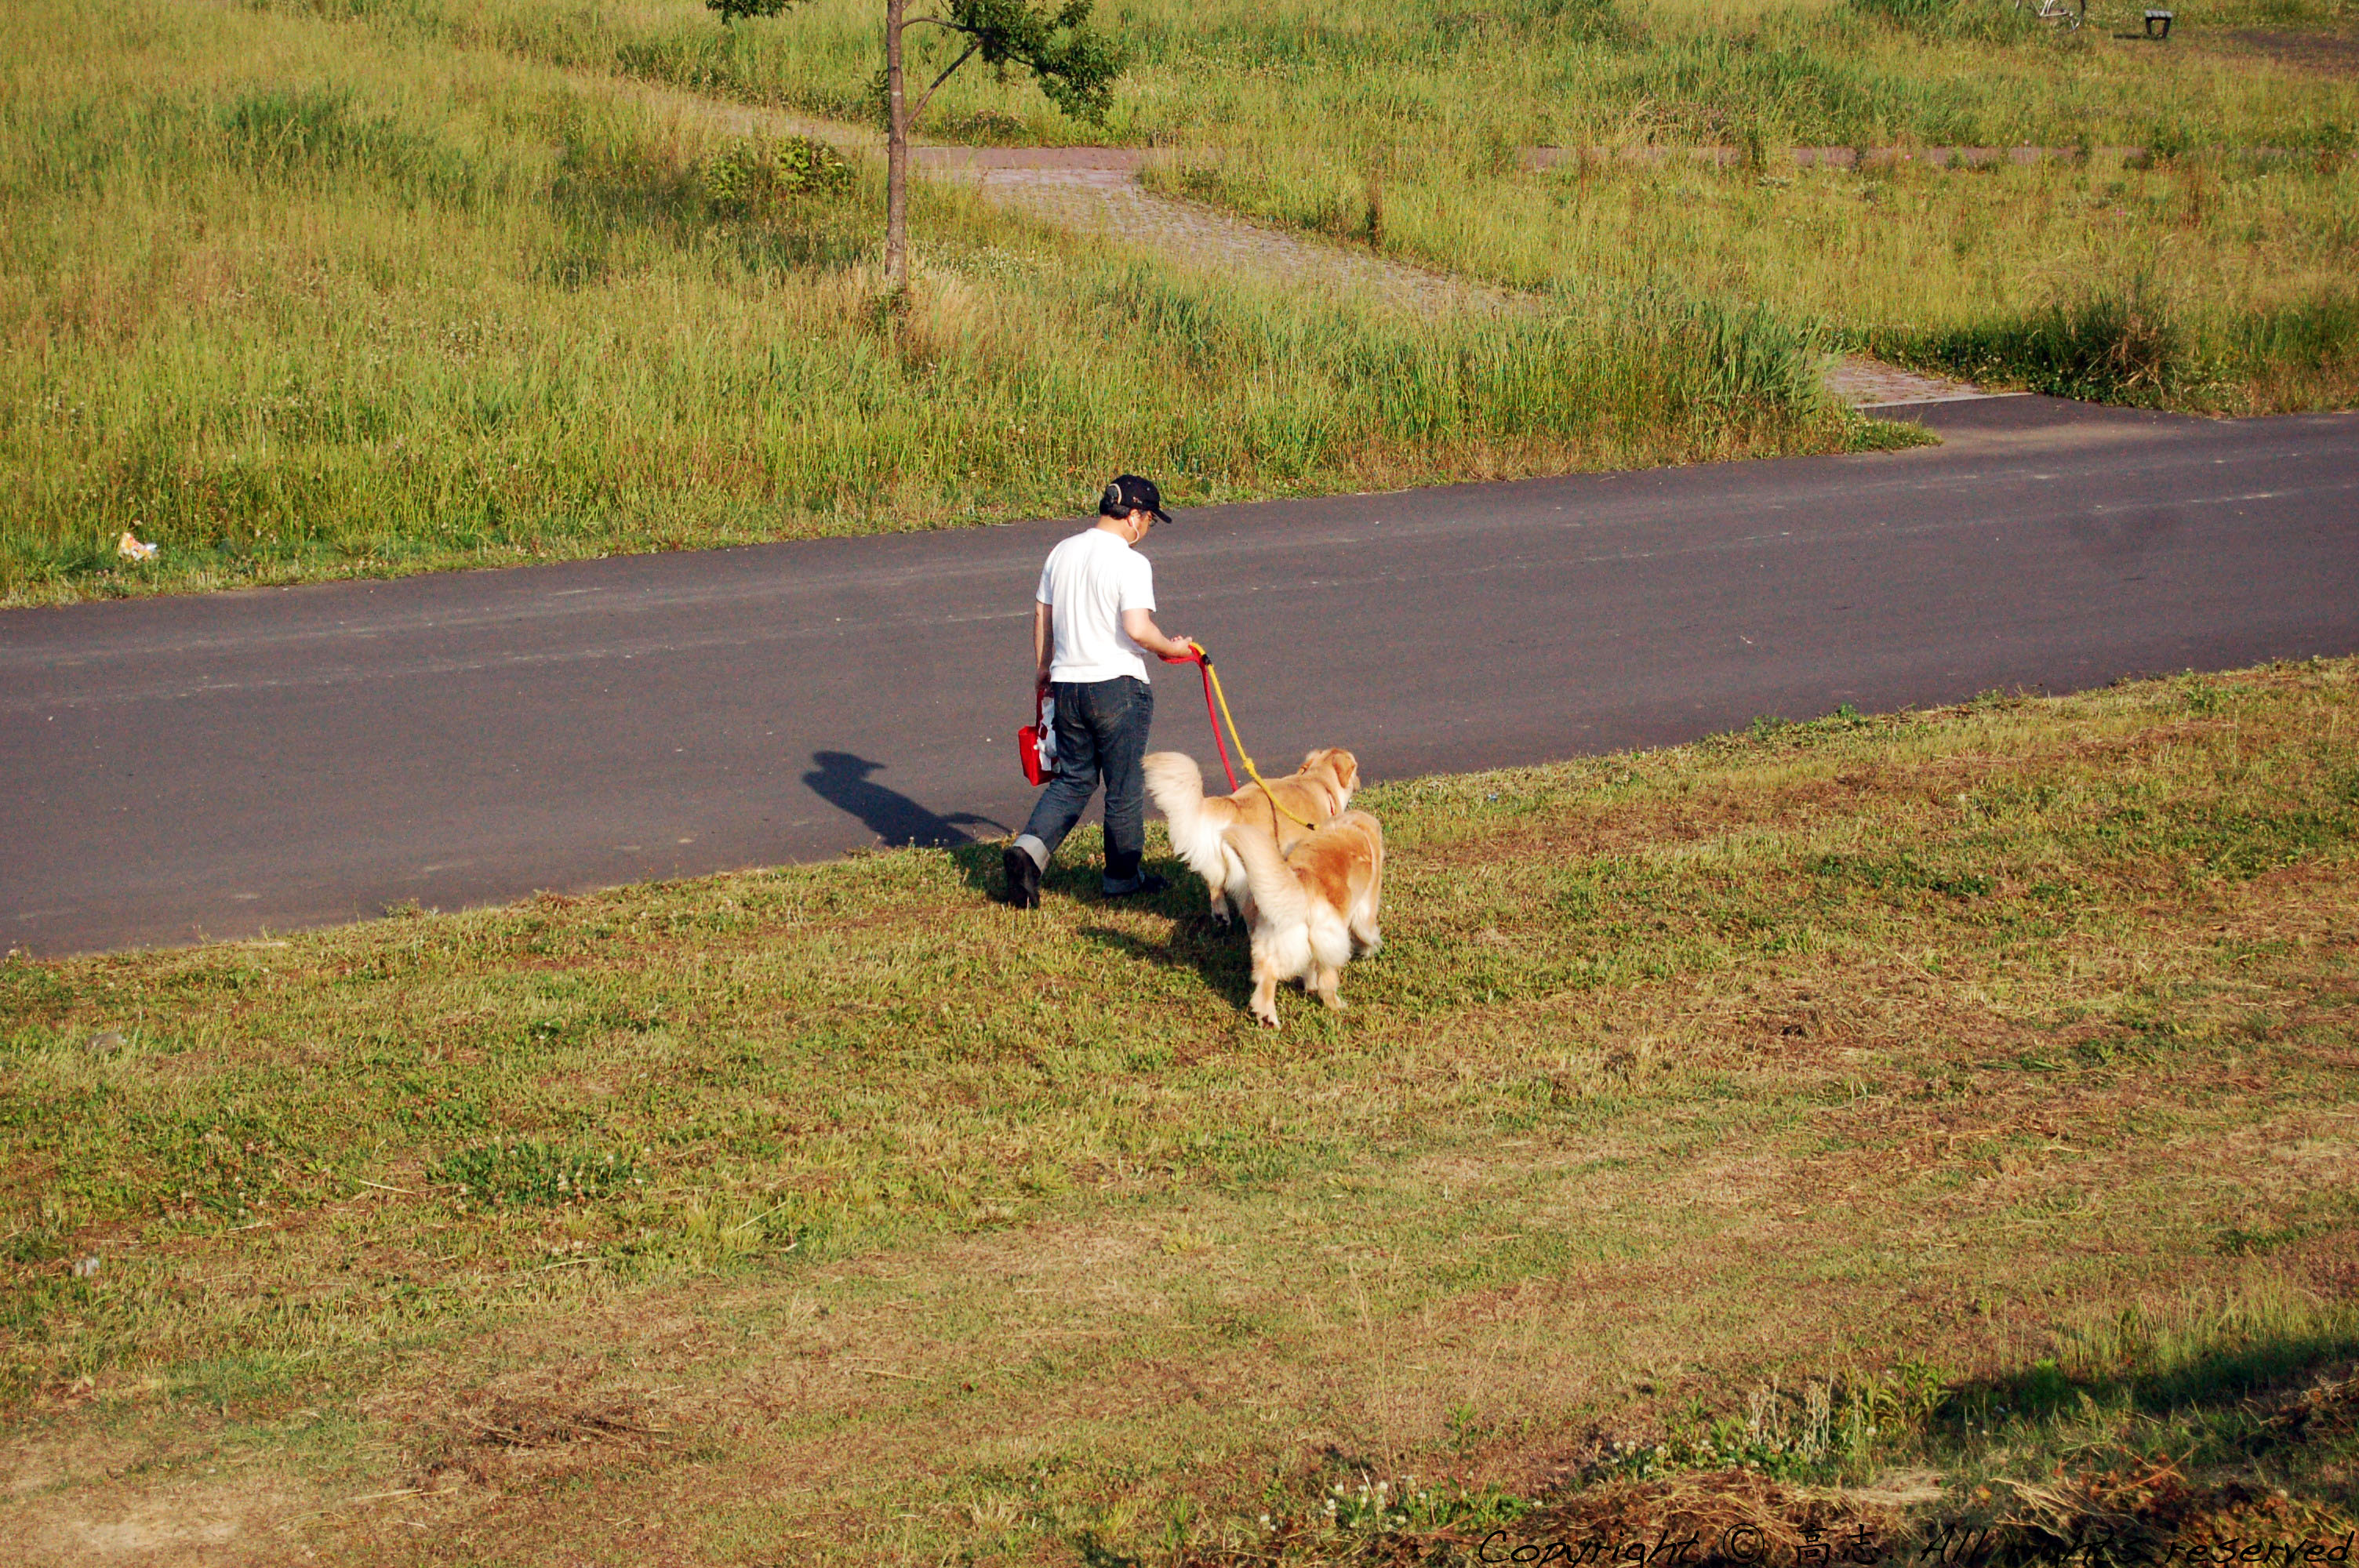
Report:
2216,29,2359,77
5,1482,297,1566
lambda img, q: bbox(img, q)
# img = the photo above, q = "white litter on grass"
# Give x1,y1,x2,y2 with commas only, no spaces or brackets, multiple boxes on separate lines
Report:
117,531,158,561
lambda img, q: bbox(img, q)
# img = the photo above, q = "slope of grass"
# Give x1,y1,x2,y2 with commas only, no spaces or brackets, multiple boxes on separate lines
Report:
256,0,2359,415
0,0,1847,604
1159,146,2359,412
2,659,2354,1561
265,0,2359,151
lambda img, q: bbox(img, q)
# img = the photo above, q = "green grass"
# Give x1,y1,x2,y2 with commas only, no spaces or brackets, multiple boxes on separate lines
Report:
300,0,2359,412
2,659,2354,1561
0,0,1858,604
9,1,2354,603
264,0,2359,151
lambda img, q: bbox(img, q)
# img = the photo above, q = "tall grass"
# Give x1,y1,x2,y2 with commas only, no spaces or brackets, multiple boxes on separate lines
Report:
1867,278,2359,406
267,0,2359,414
251,0,2359,151
0,0,1845,601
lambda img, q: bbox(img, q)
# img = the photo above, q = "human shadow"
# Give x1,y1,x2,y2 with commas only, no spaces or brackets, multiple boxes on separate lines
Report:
801,750,1006,852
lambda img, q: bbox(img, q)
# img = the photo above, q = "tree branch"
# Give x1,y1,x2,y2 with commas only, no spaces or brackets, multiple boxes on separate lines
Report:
908,38,982,122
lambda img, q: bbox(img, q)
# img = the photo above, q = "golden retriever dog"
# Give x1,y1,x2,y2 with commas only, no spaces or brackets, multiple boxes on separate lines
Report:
1223,808,1384,1028
1142,747,1360,924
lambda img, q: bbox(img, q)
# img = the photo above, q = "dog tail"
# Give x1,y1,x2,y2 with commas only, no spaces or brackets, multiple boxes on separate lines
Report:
1223,818,1307,931
1144,751,1227,887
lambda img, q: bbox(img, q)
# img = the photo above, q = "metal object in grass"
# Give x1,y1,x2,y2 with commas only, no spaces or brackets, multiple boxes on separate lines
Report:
2016,0,2086,27
2143,10,2173,38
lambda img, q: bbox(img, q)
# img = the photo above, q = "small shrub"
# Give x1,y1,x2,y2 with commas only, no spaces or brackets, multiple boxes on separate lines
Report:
772,135,851,194
699,134,852,217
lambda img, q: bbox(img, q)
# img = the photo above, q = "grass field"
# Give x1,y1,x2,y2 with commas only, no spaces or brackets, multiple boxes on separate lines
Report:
0,0,1854,606
3,659,2354,1562
8,0,2356,603
272,0,2358,150
286,0,2359,412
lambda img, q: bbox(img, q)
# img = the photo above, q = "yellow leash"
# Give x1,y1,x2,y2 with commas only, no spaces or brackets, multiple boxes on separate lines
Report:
1190,642,1318,832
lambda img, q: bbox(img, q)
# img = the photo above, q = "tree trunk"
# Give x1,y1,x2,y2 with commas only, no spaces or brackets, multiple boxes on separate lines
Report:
883,0,909,294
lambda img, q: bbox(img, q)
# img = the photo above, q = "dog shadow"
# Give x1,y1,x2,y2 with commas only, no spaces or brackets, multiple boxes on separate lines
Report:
1077,885,1256,1011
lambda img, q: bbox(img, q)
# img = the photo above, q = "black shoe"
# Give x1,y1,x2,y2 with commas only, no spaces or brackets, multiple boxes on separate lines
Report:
1002,846,1041,909
1103,872,1169,900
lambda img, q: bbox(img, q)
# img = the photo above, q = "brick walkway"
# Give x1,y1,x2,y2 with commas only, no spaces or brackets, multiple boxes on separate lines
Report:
1525,144,2149,171
603,76,2001,408
1823,358,1994,408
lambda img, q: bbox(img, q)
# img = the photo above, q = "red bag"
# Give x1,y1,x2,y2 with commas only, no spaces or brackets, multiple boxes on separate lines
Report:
1018,686,1055,786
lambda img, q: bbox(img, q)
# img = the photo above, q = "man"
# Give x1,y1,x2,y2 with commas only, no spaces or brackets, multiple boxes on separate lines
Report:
1003,474,1197,909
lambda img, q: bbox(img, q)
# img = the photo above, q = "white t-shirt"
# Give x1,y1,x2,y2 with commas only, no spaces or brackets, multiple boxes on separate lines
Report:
1037,526,1156,684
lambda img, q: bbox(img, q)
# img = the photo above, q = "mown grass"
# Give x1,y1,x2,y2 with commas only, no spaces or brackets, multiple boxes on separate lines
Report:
0,0,1856,605
2,660,2354,1562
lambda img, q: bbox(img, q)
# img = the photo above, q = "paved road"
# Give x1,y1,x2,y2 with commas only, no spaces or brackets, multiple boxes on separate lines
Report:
5,396,2357,955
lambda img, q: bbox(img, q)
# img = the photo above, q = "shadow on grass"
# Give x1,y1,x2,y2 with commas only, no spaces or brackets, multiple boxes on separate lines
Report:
1909,1306,2359,1537
943,839,1014,899
1943,1312,2359,1433
1076,867,1257,1014
1192,1324,2359,1568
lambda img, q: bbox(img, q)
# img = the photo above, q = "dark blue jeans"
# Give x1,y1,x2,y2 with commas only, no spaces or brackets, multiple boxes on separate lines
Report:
1017,675,1154,890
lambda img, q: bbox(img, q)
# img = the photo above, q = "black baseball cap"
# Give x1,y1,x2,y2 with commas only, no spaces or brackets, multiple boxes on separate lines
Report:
1100,474,1172,523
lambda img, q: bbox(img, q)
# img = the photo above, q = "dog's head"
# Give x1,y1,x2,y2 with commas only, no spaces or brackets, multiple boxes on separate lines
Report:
1299,747,1361,803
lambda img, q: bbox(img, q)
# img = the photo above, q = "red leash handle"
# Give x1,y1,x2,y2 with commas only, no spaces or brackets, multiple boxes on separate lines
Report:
1159,643,1239,793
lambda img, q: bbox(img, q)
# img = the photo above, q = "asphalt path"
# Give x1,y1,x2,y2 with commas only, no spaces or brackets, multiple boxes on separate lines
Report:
5,395,2357,955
